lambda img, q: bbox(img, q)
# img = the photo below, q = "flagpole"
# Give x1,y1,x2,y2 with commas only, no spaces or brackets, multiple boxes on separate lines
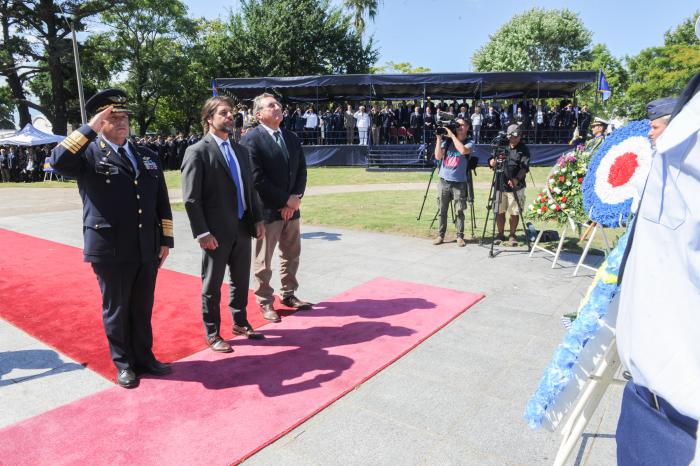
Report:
594,67,600,117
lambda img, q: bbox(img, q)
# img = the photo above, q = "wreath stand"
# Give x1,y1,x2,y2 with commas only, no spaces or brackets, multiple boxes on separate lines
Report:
529,216,576,269
529,218,611,276
542,295,626,466
552,338,624,466
573,221,611,277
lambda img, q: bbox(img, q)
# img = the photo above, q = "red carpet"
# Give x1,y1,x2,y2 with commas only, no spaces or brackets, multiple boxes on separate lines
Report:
0,277,483,465
0,228,289,380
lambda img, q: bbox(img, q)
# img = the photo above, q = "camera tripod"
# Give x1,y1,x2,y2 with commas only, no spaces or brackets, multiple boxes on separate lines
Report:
417,158,477,239
480,152,531,258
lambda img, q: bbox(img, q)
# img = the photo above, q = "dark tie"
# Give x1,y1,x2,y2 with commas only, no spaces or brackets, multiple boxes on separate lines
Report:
117,147,135,176
221,141,245,220
274,131,289,161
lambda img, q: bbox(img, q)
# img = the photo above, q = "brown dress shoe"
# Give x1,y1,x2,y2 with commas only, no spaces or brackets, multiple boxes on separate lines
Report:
280,295,313,310
207,336,233,353
261,304,281,322
432,236,444,245
456,237,466,247
232,324,265,340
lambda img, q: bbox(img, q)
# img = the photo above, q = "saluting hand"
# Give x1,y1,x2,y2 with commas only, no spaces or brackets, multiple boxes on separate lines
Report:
88,106,114,133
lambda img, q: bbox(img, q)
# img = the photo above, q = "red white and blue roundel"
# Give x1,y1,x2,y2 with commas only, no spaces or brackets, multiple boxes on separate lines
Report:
582,120,653,227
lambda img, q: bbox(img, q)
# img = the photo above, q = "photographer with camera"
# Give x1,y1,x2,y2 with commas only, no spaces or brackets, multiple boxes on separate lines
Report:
432,117,473,247
488,124,530,246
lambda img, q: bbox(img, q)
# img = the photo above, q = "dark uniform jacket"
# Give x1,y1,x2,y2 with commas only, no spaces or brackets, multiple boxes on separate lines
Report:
240,125,307,223
50,124,174,263
502,142,531,192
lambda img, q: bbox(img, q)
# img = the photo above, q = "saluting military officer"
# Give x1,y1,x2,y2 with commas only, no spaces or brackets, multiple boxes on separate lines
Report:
50,89,174,388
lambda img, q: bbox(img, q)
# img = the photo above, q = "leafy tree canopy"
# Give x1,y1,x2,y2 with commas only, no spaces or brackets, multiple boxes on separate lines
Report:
222,0,378,77
0,85,16,129
664,10,700,46
472,8,592,72
371,61,431,74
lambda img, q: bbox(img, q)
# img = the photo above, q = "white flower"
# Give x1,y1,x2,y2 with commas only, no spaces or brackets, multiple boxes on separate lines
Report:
566,180,572,186
561,203,567,208
548,178,555,185
528,204,534,211
561,168,567,174
554,188,562,194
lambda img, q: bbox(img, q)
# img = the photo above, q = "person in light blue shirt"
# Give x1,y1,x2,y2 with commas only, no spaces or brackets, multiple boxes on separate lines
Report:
433,117,473,247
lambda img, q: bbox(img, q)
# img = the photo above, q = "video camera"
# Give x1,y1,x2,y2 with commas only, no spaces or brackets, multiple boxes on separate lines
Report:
435,111,459,136
491,130,508,147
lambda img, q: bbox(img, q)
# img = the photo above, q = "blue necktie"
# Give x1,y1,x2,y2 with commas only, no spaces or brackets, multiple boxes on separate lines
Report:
221,141,245,220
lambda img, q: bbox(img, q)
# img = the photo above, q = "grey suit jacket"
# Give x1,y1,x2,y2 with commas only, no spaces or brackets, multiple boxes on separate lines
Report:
181,133,261,240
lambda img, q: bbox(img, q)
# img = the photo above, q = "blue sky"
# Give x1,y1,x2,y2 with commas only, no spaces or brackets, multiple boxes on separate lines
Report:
184,0,696,72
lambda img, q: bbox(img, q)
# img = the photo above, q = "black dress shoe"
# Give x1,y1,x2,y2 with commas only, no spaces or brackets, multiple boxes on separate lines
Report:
280,295,313,310
137,360,172,376
116,368,138,388
232,324,265,340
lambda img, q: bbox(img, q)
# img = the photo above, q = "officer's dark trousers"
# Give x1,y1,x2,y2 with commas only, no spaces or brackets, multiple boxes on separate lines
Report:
92,261,158,370
201,222,252,339
616,381,698,466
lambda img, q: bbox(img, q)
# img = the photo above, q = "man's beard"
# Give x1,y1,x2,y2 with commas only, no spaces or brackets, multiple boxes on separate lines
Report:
214,120,233,134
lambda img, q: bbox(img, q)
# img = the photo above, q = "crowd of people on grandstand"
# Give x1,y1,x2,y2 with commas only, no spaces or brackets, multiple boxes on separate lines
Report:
271,97,594,146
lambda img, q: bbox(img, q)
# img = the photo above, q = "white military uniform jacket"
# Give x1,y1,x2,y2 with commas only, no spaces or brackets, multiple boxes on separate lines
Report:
617,91,700,420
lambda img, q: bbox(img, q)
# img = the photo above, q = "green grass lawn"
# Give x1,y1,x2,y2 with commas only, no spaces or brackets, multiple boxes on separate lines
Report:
173,167,622,254
163,166,553,190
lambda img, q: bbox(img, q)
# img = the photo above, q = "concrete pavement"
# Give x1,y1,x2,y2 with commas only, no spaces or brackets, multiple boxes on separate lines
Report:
0,190,620,465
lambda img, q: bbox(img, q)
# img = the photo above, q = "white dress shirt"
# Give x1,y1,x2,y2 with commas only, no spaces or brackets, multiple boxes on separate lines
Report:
617,91,700,420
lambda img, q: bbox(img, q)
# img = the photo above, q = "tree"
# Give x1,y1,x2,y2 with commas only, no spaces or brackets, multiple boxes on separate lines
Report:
0,0,34,127
0,85,16,128
621,11,700,119
343,0,380,35
664,10,699,46
0,1,119,135
472,8,592,72
570,44,628,118
97,0,195,135
371,61,431,74
152,19,214,135
221,0,378,78
623,44,700,119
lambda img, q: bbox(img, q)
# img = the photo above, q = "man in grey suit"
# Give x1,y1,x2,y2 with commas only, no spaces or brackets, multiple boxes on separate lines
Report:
181,96,265,353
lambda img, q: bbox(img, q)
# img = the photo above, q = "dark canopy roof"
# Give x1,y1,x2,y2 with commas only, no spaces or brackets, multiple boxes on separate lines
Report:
216,71,597,102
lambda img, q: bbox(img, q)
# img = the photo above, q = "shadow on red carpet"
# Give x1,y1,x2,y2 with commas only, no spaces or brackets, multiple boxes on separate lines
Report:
0,228,291,380
0,272,484,465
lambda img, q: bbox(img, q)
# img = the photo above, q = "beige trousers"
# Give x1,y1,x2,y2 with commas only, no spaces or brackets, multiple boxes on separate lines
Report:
254,219,301,305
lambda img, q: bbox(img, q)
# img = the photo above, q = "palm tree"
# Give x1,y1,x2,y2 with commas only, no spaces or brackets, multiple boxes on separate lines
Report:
343,0,381,35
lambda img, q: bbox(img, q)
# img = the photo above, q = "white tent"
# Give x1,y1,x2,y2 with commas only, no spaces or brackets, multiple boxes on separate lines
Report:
0,123,65,146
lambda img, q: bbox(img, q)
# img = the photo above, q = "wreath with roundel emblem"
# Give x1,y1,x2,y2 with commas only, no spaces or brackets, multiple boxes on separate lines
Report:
581,120,653,227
